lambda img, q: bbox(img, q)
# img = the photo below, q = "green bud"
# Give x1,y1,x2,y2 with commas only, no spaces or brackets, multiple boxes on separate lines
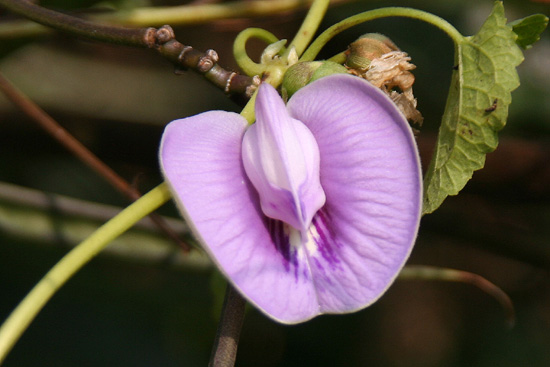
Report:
345,33,399,71
282,61,348,100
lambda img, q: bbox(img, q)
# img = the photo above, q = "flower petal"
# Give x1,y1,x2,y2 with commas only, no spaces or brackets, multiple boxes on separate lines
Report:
287,74,422,313
242,83,326,232
160,73,421,323
159,111,320,323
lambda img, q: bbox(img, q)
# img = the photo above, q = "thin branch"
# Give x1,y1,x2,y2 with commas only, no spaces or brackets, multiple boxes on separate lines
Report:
0,181,212,271
0,0,151,46
152,25,260,96
0,0,354,39
399,265,515,328
0,0,258,96
209,284,247,367
0,180,182,232
0,72,191,252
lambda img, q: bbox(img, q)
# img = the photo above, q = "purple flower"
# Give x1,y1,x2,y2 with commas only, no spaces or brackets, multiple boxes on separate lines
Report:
160,74,422,324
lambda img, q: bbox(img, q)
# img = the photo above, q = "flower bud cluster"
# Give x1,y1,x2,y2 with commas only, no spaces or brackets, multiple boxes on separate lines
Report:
281,61,347,100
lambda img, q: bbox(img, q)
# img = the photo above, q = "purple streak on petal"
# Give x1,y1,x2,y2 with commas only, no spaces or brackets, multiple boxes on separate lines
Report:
287,74,422,314
311,209,342,269
159,111,320,323
267,218,295,273
242,83,326,232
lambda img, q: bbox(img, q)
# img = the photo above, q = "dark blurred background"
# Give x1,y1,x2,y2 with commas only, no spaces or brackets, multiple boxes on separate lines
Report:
0,0,549,366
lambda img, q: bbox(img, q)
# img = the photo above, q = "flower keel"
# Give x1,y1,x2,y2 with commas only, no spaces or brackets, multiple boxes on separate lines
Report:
242,83,326,233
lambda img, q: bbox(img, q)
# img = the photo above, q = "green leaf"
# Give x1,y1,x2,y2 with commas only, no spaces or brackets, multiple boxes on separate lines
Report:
508,14,549,49
422,1,524,215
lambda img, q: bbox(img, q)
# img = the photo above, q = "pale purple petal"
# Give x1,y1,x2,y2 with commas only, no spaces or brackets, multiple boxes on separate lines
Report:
159,111,320,323
242,83,325,232
160,73,421,323
287,74,422,313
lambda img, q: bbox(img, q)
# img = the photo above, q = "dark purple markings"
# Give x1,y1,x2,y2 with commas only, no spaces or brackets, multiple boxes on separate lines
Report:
265,207,343,282
267,218,295,273
310,207,342,270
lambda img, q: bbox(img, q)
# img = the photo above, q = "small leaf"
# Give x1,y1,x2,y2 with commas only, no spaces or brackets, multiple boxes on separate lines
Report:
508,14,549,49
423,1,524,214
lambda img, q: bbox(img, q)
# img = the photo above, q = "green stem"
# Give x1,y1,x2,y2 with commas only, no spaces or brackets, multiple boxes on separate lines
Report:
301,7,464,62
233,28,280,76
238,60,288,124
327,51,347,64
286,0,330,58
0,183,172,364
240,91,258,124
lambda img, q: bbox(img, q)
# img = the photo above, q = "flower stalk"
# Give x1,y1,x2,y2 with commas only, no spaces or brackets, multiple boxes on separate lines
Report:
208,285,247,367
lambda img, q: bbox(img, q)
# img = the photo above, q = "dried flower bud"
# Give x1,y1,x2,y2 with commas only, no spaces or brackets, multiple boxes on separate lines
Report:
364,51,415,89
345,33,399,71
282,61,348,100
345,34,423,125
